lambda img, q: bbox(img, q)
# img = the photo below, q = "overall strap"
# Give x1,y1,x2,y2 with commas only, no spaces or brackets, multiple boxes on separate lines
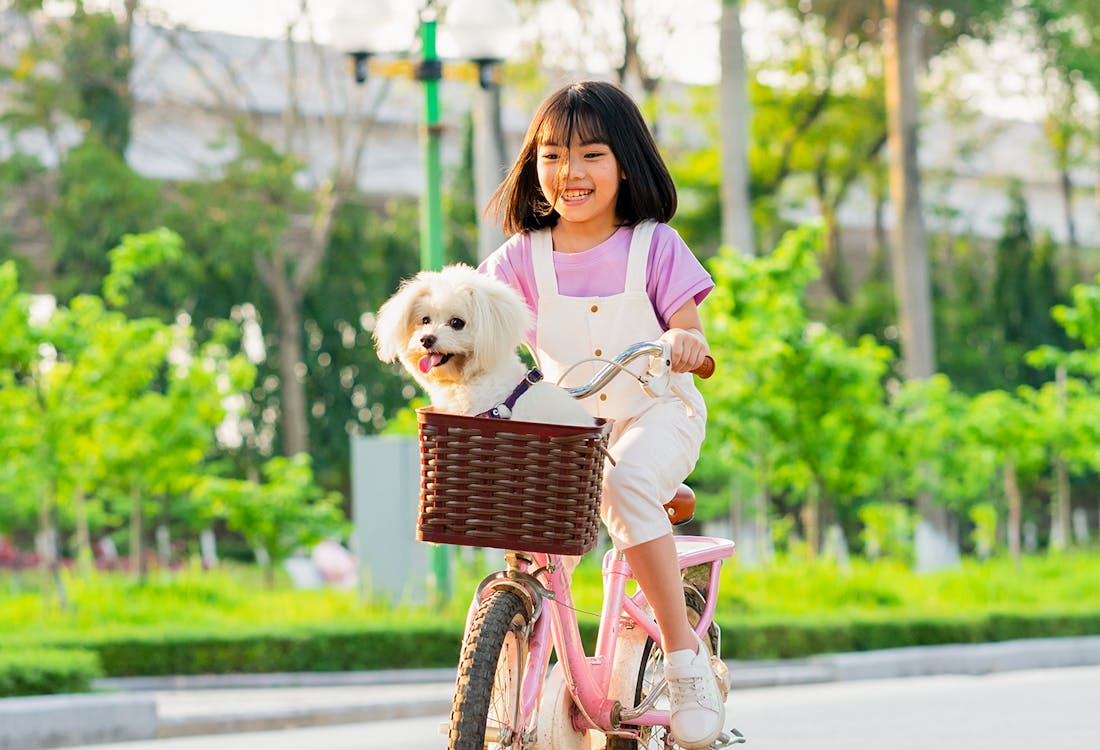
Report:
529,230,558,296
625,220,657,293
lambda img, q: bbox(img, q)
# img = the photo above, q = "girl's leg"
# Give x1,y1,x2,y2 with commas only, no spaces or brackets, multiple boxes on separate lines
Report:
622,533,696,653
623,532,724,749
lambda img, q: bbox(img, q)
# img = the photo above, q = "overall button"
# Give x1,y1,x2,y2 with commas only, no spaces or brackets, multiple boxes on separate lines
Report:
590,304,599,313
599,394,607,401
594,348,602,356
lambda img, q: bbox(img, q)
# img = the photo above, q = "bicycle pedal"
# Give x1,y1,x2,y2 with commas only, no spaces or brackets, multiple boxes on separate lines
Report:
711,727,747,747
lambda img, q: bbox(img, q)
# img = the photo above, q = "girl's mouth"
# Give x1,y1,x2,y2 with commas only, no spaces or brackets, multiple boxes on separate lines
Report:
561,189,592,202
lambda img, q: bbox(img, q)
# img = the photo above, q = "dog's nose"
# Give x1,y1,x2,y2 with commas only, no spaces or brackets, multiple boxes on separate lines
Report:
421,334,436,349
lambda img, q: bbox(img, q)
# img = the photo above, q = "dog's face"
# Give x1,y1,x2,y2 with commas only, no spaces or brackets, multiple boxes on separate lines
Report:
374,265,532,388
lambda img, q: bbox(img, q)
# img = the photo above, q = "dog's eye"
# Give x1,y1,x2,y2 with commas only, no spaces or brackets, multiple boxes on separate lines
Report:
449,317,465,330
420,315,430,325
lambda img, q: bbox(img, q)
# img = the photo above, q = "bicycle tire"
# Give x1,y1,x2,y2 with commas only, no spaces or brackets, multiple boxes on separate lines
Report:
606,585,717,750
448,589,531,750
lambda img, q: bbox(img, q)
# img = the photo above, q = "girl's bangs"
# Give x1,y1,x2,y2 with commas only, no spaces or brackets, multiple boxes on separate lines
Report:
536,103,608,147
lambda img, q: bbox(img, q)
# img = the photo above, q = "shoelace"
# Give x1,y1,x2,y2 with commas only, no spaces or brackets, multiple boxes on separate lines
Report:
668,673,716,710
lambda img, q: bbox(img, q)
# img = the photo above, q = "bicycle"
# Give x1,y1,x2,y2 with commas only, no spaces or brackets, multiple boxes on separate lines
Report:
416,341,744,749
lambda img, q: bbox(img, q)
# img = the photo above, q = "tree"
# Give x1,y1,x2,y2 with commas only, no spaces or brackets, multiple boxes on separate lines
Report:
1025,0,1100,214
719,0,756,257
701,225,893,555
965,390,1044,560
192,454,347,587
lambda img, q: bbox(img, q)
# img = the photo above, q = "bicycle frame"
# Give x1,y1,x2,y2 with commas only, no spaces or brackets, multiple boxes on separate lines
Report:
469,534,735,740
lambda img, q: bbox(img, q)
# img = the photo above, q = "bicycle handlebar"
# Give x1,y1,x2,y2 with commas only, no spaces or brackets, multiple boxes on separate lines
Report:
693,355,716,379
563,342,715,400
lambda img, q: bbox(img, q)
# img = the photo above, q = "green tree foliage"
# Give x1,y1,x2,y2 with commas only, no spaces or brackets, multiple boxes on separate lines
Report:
990,185,1071,389
63,6,133,154
48,136,162,301
303,199,421,490
192,454,347,587
0,231,346,588
699,225,894,553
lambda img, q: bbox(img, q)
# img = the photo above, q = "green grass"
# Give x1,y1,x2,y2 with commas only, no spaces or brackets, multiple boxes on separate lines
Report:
717,551,1100,620
3,551,1099,642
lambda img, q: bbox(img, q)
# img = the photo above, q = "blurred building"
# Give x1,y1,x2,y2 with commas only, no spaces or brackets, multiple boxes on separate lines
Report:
1,15,1097,263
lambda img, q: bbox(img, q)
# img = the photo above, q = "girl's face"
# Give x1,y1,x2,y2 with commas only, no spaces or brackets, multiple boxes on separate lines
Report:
536,134,622,234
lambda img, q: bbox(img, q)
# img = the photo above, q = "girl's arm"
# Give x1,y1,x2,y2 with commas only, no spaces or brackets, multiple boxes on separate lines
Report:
660,299,710,373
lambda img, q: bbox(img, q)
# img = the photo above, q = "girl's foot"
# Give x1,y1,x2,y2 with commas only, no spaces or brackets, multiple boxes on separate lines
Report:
664,633,725,749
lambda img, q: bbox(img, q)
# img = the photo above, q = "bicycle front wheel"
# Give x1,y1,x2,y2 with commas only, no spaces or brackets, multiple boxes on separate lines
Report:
448,589,531,750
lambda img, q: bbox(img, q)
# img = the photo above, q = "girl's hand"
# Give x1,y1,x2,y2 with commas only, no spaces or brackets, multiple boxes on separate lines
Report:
661,299,710,373
659,327,710,373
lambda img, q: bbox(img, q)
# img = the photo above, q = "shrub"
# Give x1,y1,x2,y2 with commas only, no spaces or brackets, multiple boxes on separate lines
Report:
0,648,103,696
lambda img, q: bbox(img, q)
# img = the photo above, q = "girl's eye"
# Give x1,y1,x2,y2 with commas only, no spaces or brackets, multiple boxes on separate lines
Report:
449,318,465,330
421,315,430,324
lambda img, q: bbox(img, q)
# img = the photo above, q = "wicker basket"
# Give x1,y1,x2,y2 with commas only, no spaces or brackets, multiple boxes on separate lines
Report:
416,408,611,555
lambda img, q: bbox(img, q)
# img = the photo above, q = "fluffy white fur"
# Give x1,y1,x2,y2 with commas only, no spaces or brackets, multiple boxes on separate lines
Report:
374,264,594,427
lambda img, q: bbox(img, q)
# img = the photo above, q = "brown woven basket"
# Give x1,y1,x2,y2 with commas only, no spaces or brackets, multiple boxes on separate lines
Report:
416,408,611,555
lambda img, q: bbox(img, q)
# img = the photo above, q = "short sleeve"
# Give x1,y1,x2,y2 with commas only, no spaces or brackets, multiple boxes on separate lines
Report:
647,224,714,328
478,233,540,315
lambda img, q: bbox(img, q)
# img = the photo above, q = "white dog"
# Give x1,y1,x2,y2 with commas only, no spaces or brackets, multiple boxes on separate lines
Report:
374,264,594,427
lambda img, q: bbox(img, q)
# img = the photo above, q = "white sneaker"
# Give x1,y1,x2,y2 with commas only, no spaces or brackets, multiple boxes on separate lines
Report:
664,633,725,749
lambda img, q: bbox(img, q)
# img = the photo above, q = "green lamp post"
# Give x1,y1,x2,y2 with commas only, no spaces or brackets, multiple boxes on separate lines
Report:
330,0,518,271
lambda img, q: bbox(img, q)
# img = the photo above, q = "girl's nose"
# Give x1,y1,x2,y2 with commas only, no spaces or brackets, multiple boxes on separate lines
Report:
566,151,586,177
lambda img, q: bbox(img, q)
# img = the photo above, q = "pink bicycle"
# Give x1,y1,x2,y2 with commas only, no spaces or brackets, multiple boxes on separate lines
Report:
416,341,744,749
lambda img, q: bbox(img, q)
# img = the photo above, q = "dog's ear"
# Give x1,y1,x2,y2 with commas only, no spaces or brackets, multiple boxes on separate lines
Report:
467,272,533,358
374,277,422,363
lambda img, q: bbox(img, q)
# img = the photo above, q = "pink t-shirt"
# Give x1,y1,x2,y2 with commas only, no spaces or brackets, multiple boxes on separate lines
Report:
479,223,713,334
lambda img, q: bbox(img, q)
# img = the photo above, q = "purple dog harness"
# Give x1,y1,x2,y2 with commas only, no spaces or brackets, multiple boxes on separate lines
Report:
477,368,544,419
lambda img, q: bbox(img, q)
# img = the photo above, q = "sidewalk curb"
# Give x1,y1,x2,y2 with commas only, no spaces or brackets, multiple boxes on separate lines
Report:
156,699,455,739
0,694,157,750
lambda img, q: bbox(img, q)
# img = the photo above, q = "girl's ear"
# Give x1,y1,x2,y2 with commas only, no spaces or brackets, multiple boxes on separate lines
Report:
374,278,421,363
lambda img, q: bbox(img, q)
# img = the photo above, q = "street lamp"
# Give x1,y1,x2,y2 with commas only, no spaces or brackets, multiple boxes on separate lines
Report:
329,0,519,271
331,0,519,604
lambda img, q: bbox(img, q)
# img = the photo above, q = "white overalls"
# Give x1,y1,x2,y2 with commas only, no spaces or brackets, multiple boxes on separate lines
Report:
530,221,707,549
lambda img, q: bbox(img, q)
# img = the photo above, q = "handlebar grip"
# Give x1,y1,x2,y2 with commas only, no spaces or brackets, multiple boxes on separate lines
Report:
692,356,715,379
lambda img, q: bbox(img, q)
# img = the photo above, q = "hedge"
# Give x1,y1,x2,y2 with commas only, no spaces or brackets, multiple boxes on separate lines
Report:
0,648,103,697
16,609,1100,678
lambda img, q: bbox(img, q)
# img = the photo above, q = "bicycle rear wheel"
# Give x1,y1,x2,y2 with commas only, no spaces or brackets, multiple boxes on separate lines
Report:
448,589,531,749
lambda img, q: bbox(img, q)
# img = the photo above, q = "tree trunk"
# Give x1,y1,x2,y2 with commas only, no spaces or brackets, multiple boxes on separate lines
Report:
719,0,756,257
36,484,65,606
801,484,821,556
473,73,507,262
73,487,93,578
1059,166,1078,250
885,0,956,569
756,460,771,564
130,490,145,582
815,166,850,303
274,283,309,457
884,0,935,380
1050,366,1071,551
1004,457,1022,562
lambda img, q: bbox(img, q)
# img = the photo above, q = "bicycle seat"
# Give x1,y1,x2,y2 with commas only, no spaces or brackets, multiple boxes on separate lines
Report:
664,484,695,526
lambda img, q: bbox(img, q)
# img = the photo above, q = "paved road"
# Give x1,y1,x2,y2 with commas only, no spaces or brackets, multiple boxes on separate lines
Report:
55,665,1100,750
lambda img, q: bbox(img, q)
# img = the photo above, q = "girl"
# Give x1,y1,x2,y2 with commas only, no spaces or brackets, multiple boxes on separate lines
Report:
479,80,723,749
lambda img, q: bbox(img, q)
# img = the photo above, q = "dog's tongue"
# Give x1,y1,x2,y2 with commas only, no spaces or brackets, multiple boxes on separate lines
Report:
418,353,445,373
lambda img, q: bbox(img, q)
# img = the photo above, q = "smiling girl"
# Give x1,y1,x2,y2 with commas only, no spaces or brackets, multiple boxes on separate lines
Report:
479,80,723,749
